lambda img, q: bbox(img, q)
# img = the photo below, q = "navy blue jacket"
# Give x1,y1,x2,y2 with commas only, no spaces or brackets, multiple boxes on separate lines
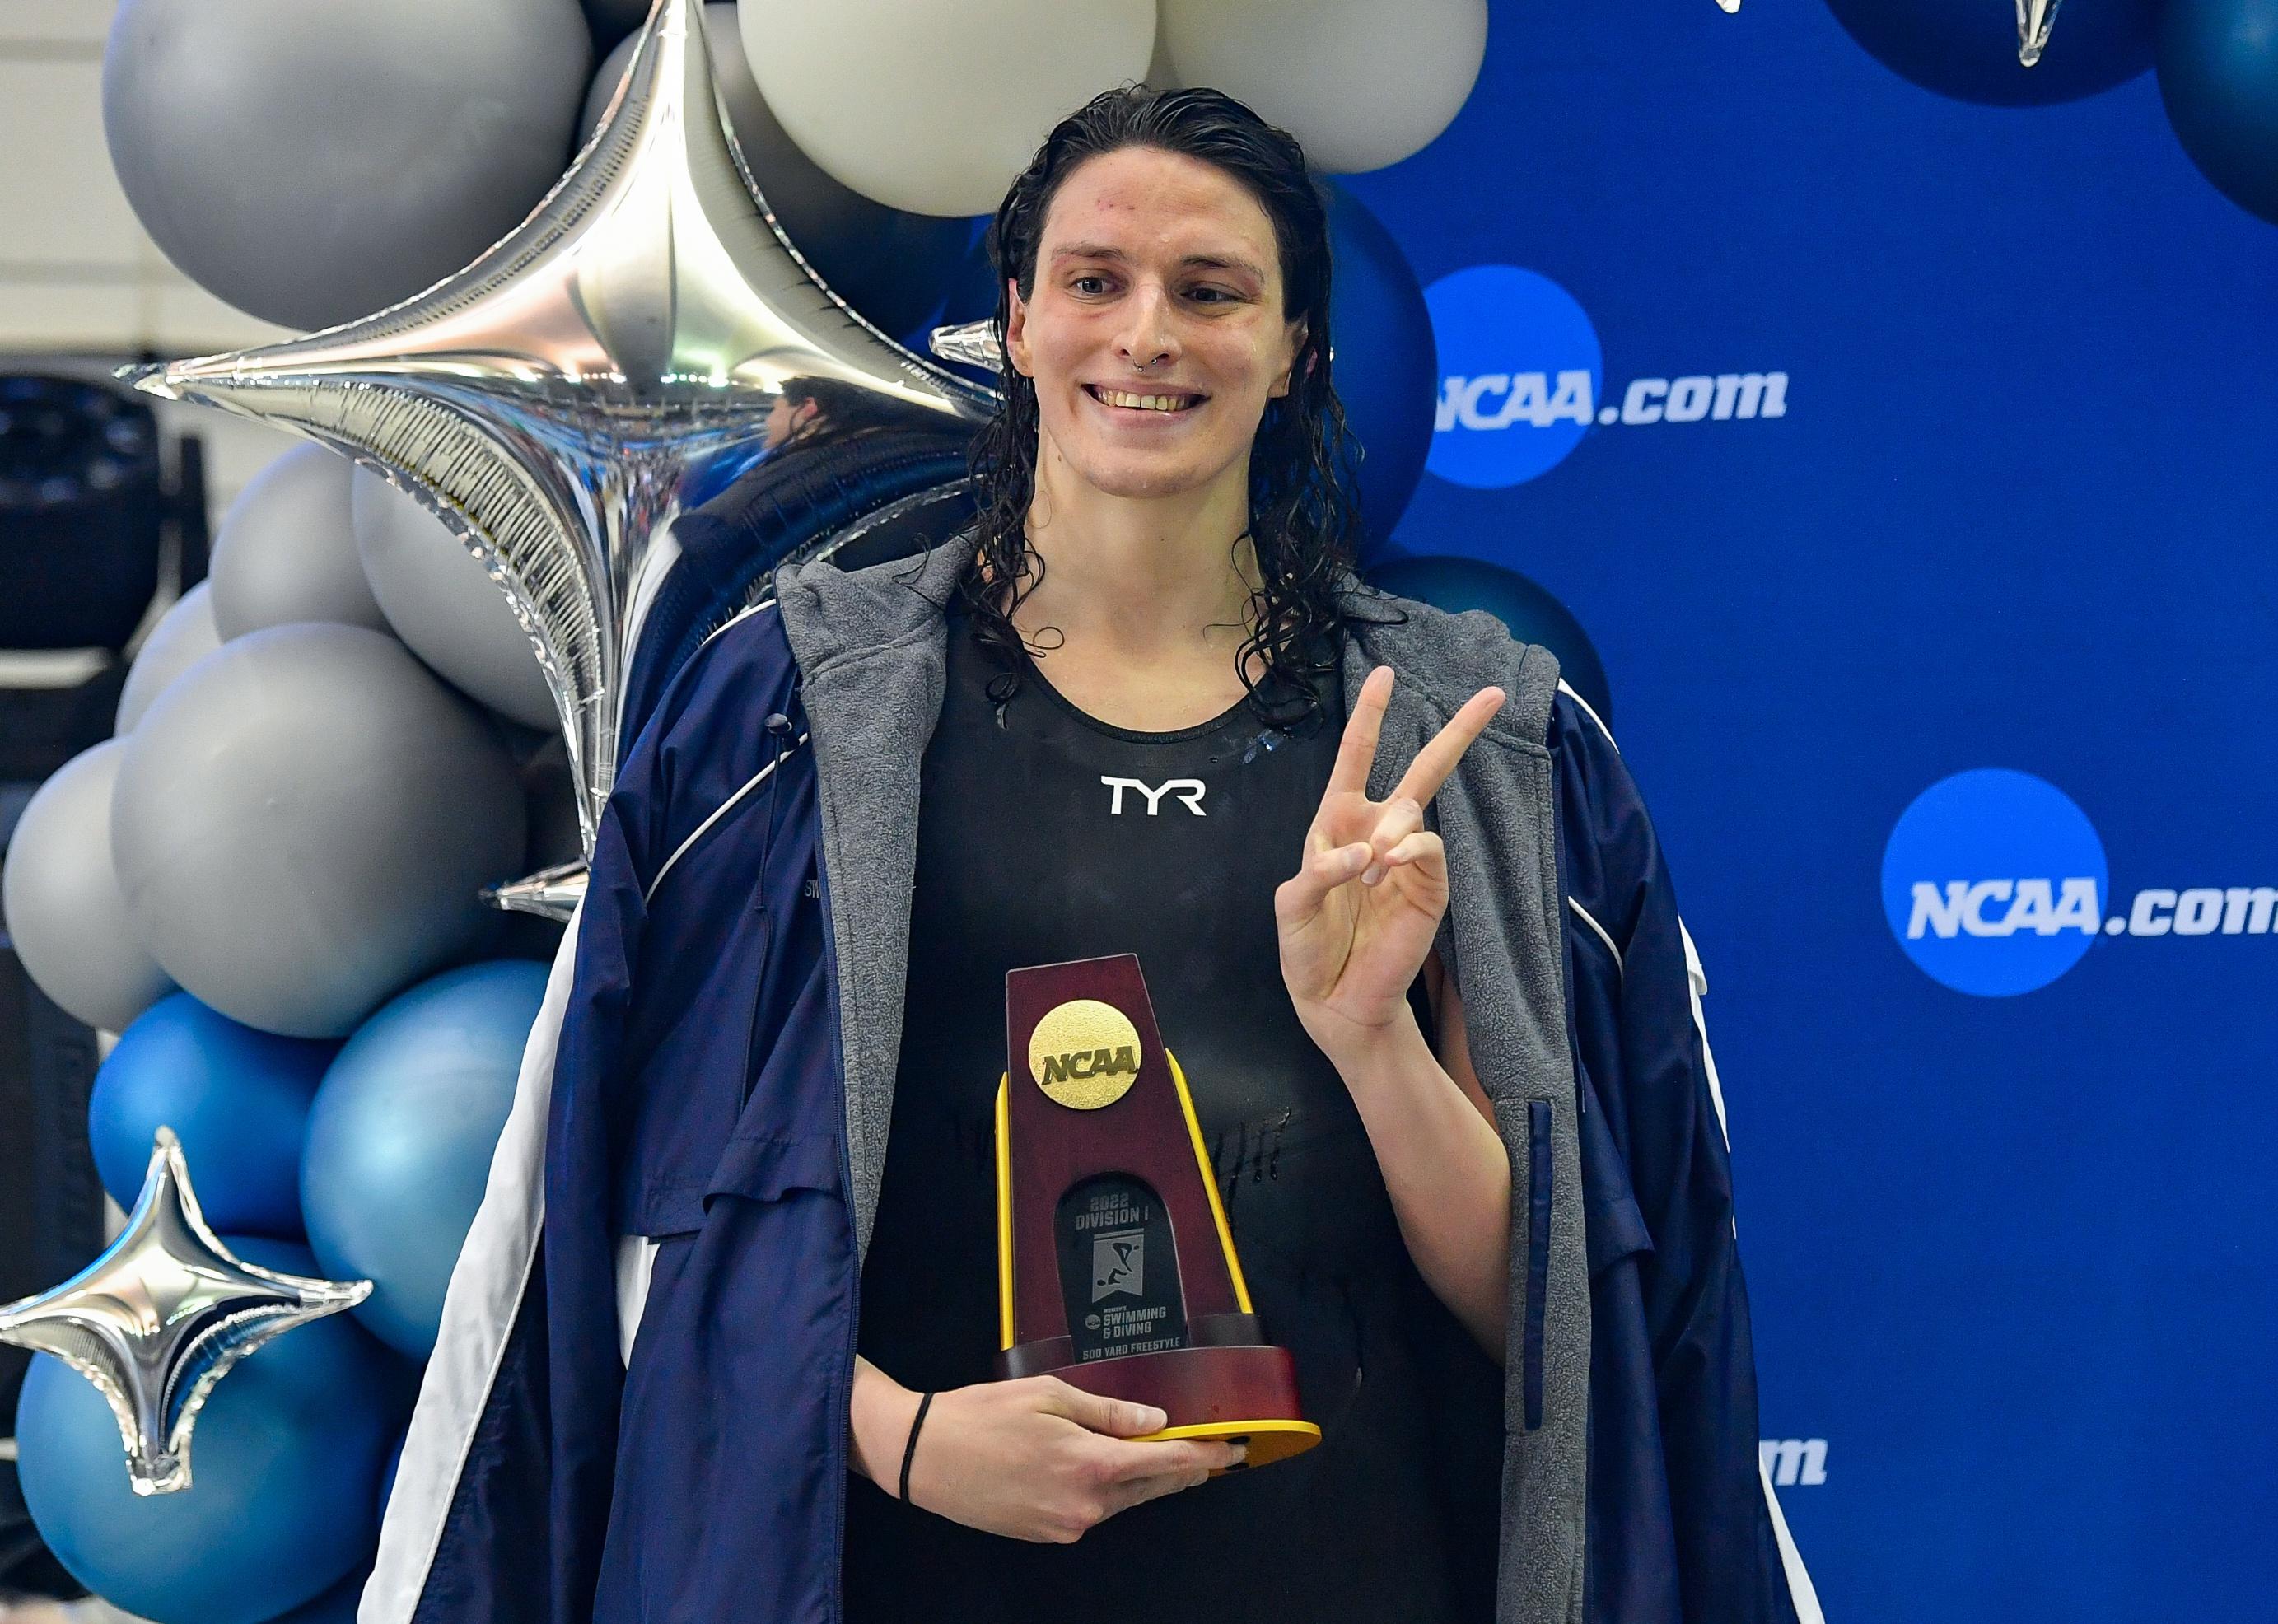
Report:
365,548,1816,1624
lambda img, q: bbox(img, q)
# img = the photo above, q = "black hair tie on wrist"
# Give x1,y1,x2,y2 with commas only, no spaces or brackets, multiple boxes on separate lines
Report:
899,1390,936,1507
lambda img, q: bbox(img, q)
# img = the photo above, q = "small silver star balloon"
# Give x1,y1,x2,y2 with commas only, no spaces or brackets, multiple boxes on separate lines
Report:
0,1127,370,1496
123,0,993,915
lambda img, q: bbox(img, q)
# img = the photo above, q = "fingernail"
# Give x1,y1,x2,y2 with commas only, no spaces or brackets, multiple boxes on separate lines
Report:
1140,1407,1168,1430
1361,863,1383,885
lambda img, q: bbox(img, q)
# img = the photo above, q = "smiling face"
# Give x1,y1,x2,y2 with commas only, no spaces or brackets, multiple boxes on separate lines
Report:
1005,144,1307,505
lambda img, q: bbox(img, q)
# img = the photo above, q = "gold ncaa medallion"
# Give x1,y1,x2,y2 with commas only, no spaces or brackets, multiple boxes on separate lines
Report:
1028,997,1142,1110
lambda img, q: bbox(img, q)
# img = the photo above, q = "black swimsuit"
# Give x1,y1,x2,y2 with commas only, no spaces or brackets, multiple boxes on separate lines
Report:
842,598,1504,1622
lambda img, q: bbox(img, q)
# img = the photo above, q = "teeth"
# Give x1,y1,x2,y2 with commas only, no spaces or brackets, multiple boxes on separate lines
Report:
1093,387,1197,412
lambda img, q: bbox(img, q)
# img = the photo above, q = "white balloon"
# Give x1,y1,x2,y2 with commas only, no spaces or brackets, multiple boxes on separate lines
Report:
1158,0,1487,173
2,742,175,1032
114,582,221,733
210,444,388,640
352,470,558,730
738,0,1155,217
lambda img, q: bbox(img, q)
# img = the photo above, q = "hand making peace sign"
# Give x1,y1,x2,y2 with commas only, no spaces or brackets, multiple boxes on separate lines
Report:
1275,665,1507,1062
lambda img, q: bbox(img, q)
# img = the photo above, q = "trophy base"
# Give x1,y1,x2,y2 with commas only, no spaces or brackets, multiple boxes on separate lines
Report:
997,1339,1322,1469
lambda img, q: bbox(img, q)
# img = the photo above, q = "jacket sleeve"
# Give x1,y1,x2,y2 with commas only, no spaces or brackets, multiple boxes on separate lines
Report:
1550,687,1821,1624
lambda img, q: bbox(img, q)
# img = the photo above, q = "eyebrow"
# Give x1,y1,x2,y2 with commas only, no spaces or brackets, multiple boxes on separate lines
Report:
1049,242,1268,283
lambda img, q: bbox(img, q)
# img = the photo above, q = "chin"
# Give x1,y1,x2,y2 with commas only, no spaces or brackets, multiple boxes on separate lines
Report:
1076,461,1211,500
1057,439,1236,502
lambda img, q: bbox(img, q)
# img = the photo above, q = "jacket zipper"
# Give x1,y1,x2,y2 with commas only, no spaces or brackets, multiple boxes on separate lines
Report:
738,715,799,1109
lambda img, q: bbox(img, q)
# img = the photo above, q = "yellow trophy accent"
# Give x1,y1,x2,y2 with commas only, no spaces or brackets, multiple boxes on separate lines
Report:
995,1074,1015,1349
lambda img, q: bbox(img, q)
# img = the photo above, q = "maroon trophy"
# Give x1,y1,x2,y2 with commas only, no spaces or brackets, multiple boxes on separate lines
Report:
992,953,1320,1467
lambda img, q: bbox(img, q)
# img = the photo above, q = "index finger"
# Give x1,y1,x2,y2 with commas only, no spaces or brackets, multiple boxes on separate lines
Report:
1093,1435,1245,1484
1324,665,1395,800
1389,686,1506,809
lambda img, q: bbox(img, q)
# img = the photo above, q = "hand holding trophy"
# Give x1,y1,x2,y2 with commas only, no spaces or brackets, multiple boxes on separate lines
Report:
1275,665,1507,1060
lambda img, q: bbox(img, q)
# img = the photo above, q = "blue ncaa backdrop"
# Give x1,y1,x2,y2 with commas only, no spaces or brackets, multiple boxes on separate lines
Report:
1341,3,2278,1619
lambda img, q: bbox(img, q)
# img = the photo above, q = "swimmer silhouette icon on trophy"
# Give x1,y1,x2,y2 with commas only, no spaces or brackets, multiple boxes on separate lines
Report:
992,953,1320,1466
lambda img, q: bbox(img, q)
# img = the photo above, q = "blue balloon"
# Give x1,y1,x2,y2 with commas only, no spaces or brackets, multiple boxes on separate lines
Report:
380,1430,405,1519
1320,180,1437,554
89,993,338,1237
301,961,549,1357
1365,553,1613,727
1823,0,2159,105
924,223,1005,369
265,1565,372,1624
2158,0,2278,226
14,1238,408,1624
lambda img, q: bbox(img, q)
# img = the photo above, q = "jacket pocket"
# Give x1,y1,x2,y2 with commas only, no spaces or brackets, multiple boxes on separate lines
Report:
1523,1099,1552,1432
704,1130,842,1208
1585,1190,1651,1277
1495,1095,1553,1433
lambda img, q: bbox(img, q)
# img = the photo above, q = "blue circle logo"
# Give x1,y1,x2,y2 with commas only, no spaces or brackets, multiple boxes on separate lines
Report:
1422,266,1602,489
1880,769,2108,996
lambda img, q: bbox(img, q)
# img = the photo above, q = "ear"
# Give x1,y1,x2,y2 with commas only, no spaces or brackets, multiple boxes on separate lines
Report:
1267,316,1309,399
1005,277,1034,379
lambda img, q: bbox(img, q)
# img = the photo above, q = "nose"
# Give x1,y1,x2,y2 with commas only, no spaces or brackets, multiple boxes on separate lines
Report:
1115,280,1179,372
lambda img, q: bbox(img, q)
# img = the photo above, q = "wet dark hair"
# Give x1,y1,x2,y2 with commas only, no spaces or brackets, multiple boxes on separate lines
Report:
955,83,1381,730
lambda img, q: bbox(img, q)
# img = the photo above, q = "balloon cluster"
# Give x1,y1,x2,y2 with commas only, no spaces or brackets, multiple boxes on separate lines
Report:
1824,0,2278,226
1,441,562,1621
99,0,1484,335
733,0,1485,217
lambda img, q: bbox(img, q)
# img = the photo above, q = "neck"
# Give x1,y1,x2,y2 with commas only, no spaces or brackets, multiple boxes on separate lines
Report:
1011,434,1262,660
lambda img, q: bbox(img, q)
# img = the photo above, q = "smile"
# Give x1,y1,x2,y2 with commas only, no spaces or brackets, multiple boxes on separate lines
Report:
1083,384,1205,414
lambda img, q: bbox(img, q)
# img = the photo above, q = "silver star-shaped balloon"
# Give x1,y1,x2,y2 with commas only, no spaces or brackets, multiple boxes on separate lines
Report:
0,1127,371,1496
2017,0,2063,66
123,0,992,908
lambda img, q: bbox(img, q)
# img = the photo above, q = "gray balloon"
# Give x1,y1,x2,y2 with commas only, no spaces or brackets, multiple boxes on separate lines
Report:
352,470,558,729
101,0,591,333
517,735,587,874
2,742,175,1033
211,446,388,641
579,4,969,336
487,734,580,961
111,623,525,1038
583,0,652,47
114,581,221,732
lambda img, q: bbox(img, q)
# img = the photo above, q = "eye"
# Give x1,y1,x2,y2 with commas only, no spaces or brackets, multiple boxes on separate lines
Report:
1186,285,1243,306
1070,274,1113,296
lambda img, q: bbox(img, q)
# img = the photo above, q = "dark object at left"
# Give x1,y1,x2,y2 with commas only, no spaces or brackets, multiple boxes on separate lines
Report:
0,365,205,1597
0,943,104,1599
0,369,208,780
